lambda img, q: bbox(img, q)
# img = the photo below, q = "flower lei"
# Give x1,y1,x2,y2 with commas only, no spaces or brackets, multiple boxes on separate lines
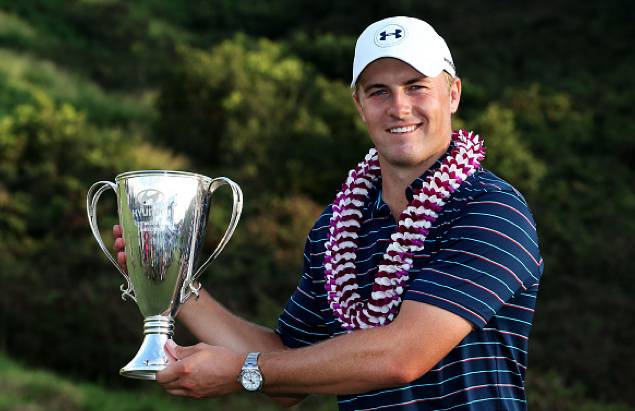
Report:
323,130,486,330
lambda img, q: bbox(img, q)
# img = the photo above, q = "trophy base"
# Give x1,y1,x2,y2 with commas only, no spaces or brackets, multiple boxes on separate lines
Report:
120,315,174,380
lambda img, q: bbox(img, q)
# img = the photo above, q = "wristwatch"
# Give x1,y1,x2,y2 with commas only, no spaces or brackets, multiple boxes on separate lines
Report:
237,352,263,393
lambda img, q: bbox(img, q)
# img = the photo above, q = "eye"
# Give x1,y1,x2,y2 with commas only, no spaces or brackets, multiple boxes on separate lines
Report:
368,89,387,97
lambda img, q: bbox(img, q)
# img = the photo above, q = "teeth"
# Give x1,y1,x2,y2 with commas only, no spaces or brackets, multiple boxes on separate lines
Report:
390,125,417,133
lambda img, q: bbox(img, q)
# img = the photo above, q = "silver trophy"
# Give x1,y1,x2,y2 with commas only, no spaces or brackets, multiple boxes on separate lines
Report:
87,170,243,380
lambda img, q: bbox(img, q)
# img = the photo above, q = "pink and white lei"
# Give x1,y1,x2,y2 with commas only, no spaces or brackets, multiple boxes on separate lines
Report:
323,130,486,331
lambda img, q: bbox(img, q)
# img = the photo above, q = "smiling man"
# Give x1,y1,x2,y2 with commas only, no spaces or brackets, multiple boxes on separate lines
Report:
352,57,461,217
114,16,543,411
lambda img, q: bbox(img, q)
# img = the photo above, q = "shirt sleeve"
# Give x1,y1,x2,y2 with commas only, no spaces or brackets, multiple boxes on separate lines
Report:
275,213,333,348
404,186,543,329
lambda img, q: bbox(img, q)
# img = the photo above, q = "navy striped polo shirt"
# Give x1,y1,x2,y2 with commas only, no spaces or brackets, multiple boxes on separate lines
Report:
276,151,543,410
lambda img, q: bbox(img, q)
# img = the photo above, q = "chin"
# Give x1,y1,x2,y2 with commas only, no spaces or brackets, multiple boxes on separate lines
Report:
382,153,421,168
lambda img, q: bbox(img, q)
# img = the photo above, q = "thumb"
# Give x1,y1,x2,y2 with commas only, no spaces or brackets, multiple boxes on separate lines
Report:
164,339,184,363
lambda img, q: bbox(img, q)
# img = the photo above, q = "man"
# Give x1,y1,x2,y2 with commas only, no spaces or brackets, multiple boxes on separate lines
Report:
114,16,543,410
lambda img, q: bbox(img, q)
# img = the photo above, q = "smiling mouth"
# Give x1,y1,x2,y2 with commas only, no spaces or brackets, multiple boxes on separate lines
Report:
389,124,419,134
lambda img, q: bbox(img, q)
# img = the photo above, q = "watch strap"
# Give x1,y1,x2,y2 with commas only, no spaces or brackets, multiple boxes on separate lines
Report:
244,352,260,371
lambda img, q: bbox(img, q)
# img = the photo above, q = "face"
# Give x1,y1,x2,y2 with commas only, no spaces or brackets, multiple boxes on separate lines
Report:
353,58,461,174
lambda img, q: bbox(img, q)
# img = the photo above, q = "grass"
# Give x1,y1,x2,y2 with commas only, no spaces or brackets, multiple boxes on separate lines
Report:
0,352,337,411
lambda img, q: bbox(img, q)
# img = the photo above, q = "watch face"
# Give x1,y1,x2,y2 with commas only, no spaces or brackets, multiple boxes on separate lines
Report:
241,370,262,391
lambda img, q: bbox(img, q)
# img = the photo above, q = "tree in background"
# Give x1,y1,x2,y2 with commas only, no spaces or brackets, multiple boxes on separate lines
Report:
154,36,369,203
0,88,188,380
0,0,634,407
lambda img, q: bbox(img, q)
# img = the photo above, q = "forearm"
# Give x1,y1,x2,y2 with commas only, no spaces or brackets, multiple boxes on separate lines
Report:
260,301,473,396
177,287,286,353
261,326,405,396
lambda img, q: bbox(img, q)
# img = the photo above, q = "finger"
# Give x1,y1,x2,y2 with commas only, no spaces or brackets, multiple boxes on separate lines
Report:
117,252,127,266
156,360,181,385
114,235,127,272
114,237,126,253
113,225,123,238
162,387,190,397
167,341,202,361
156,343,204,385
164,339,179,363
156,359,191,386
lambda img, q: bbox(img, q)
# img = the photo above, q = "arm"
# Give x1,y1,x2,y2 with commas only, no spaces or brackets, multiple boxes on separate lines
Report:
176,287,286,353
261,300,472,395
156,300,472,398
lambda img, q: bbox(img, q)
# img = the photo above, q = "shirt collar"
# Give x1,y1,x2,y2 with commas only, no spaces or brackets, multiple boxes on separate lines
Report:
364,143,454,218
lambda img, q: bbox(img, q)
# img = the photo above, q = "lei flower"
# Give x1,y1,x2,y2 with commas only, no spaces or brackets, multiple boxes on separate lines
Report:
323,130,486,330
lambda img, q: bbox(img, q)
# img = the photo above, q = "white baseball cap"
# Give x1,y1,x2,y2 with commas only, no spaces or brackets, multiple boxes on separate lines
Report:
351,16,456,88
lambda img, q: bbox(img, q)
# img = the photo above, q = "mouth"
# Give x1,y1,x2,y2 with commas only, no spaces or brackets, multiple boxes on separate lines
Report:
388,124,420,134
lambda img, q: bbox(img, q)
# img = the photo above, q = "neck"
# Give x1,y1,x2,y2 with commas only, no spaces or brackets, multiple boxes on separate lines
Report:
380,171,411,218
378,145,450,218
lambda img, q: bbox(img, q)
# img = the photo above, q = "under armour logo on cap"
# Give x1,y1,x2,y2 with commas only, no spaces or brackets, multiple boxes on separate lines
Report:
375,23,407,47
378,29,402,41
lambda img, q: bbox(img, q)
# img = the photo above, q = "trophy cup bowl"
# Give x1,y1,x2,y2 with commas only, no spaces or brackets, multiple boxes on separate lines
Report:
87,170,243,380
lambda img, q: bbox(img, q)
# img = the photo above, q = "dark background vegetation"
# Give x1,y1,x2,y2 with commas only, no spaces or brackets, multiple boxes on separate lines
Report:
0,0,633,410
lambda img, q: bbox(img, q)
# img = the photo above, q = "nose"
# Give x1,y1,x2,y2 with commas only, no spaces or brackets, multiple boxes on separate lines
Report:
388,92,411,119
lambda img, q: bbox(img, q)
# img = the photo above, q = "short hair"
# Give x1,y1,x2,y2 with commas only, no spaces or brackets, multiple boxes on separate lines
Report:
444,71,459,95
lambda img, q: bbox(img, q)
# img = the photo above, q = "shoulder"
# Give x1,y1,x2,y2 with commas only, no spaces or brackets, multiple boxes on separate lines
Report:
445,168,536,227
434,167,541,268
303,204,334,253
459,168,528,202
408,168,543,327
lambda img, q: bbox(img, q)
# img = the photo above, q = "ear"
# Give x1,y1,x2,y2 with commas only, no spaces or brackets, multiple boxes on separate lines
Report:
449,77,462,114
353,92,367,124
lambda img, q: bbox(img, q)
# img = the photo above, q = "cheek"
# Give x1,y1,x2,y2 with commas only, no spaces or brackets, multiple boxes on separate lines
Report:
362,105,386,128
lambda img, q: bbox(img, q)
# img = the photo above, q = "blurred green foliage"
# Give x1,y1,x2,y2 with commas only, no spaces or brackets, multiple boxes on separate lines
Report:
0,0,633,409
154,37,369,202
0,352,338,411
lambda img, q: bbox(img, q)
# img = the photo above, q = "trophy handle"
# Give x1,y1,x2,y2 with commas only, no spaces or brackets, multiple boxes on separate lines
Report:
182,177,243,302
87,181,137,302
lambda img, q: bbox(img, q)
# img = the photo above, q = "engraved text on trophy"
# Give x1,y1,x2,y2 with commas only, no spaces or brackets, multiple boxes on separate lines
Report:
133,189,177,281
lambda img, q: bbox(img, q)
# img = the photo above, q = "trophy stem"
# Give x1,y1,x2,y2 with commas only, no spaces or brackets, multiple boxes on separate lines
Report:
120,315,174,380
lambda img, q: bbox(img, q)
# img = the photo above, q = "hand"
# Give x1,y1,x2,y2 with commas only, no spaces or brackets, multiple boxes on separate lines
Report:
112,225,127,273
156,340,244,399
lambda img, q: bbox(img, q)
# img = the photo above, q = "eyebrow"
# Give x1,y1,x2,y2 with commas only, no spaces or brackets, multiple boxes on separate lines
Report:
362,76,429,94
